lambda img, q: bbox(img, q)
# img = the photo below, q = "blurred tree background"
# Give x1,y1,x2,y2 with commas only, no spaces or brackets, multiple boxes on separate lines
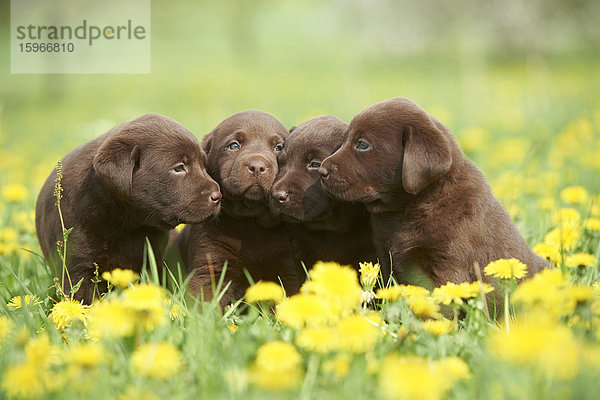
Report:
0,0,599,191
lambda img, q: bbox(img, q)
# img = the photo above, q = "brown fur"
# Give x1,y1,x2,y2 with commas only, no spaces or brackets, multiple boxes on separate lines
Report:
270,115,377,271
35,114,221,303
178,110,300,306
320,97,547,308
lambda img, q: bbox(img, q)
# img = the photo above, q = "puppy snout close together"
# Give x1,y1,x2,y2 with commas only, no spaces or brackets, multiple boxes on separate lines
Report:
210,190,222,203
318,166,330,179
272,189,289,203
247,158,268,177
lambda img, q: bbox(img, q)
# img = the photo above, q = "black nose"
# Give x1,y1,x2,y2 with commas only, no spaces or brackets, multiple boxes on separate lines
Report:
210,191,222,203
272,190,289,203
248,160,267,177
318,167,329,179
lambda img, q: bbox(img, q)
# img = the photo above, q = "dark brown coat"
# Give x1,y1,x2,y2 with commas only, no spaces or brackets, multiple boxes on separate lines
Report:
35,114,221,303
178,110,300,305
320,98,547,305
270,115,377,271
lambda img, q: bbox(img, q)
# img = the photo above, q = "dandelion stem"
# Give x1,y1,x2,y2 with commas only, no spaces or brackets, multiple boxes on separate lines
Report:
300,354,320,400
453,306,459,330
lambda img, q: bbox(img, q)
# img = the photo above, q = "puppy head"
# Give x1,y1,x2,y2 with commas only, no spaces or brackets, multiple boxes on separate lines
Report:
202,110,288,209
270,115,347,222
93,113,221,229
320,97,453,205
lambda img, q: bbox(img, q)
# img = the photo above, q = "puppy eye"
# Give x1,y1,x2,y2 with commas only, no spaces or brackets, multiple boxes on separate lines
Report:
274,144,283,152
172,163,185,173
309,161,321,168
227,142,240,150
357,139,371,150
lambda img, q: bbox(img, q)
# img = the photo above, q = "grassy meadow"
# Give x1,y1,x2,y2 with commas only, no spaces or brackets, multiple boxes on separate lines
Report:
1,1,600,399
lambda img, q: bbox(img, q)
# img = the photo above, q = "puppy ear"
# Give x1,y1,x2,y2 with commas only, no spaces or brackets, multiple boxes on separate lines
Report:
93,136,140,197
402,119,452,195
201,132,213,154
289,125,297,134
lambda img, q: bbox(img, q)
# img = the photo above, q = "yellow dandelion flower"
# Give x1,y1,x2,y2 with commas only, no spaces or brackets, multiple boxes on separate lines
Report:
1,183,28,202
0,227,18,243
432,282,484,306
379,355,467,400
565,252,597,268
570,286,593,303
551,207,581,226
25,334,61,368
334,314,381,353
64,343,105,368
560,186,589,204
422,319,454,336
50,298,87,330
0,228,20,255
397,326,410,340
406,295,442,319
131,342,182,380
585,217,600,231
323,354,353,379
487,313,579,380
308,261,362,311
7,294,43,310
593,281,600,301
87,298,136,338
544,224,581,251
376,285,404,302
537,197,556,211
122,283,168,330
359,261,380,290
512,269,573,316
1,362,45,398
457,127,489,153
0,315,14,345
174,223,186,233
168,301,186,321
249,341,303,390
276,294,333,328
254,341,302,371
592,201,600,217
102,268,140,288
533,242,561,264
402,285,431,298
296,326,336,353
484,258,528,279
376,284,429,302
245,281,285,304
13,210,35,233
435,357,471,383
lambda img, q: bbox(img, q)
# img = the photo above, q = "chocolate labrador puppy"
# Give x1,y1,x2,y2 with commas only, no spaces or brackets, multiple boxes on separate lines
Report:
270,115,377,271
36,114,221,303
178,110,300,305
319,98,546,307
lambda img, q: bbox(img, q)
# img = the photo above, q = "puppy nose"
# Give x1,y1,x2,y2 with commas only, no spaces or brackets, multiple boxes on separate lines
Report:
318,167,329,179
248,160,267,177
210,191,222,203
272,190,289,203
